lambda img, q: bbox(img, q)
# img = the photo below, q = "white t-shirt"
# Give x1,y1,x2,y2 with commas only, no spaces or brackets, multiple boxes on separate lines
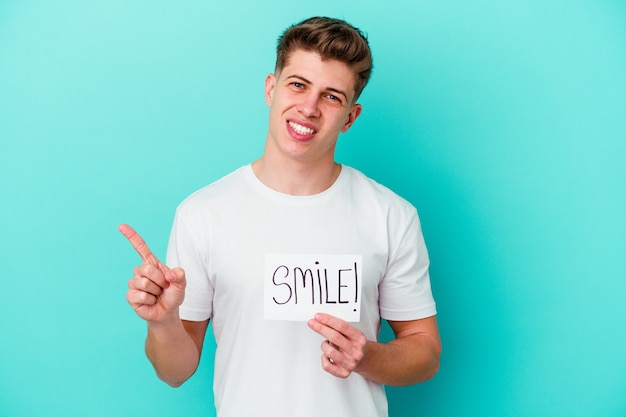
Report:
167,164,436,417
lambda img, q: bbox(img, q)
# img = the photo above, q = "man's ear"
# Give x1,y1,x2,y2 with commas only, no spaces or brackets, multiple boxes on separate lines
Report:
341,103,362,133
265,74,276,106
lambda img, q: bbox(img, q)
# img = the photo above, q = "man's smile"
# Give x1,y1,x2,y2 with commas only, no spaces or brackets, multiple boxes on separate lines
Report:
288,120,318,137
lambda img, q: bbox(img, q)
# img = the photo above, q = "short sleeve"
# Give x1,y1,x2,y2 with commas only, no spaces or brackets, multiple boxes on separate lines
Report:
378,209,436,321
166,209,214,321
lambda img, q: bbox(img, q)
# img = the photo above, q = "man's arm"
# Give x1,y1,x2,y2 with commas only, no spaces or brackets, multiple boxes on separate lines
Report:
120,224,209,387
145,318,209,387
356,316,441,385
308,314,441,386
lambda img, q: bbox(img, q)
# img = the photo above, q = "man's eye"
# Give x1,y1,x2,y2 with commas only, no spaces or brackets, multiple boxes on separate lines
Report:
292,82,304,88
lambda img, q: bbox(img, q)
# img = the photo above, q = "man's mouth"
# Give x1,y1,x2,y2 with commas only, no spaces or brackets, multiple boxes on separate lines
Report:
288,121,317,136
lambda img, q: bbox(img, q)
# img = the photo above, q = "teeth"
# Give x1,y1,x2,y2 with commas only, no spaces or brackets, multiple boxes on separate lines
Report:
289,121,315,135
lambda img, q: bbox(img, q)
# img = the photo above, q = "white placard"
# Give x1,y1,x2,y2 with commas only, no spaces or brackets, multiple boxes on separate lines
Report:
264,254,363,322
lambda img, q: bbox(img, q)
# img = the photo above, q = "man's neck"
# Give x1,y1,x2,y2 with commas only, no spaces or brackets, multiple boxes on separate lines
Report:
251,156,342,196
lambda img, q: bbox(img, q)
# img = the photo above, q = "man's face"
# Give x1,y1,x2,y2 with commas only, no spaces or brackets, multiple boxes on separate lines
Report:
264,49,362,165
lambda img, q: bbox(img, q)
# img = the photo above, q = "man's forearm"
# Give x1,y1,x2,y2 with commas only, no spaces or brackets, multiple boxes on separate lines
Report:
145,315,200,387
354,334,441,386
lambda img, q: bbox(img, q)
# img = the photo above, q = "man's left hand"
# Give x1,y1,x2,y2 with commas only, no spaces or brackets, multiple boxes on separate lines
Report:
307,313,368,378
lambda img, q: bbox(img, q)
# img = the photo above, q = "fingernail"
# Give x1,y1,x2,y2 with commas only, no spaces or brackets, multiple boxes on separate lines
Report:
166,270,176,282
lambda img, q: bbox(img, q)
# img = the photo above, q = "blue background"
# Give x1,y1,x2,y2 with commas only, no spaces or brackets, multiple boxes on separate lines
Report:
1,1,624,416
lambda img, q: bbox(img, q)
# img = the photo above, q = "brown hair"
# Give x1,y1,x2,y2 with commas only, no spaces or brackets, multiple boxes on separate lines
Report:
275,17,373,101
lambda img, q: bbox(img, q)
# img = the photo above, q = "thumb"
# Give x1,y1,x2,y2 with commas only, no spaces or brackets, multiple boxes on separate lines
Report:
166,267,186,288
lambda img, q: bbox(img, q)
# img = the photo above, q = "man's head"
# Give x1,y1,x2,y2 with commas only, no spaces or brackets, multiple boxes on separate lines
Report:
275,17,373,102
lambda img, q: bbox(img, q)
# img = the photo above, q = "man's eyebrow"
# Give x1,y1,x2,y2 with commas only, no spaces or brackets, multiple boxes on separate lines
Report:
286,74,349,102
286,74,312,84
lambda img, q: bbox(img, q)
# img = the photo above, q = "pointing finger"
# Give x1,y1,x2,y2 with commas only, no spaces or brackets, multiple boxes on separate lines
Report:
119,224,166,271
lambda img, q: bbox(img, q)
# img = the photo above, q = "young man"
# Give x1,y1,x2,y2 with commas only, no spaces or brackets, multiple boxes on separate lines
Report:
122,16,441,417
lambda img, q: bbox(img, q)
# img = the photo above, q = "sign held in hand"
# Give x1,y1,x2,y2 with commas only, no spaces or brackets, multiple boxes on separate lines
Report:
264,254,363,322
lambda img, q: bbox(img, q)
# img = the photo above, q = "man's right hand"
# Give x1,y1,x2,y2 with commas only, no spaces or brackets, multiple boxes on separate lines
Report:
119,224,186,323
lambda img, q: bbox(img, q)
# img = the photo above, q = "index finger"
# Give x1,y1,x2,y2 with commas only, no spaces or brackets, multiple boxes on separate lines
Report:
118,223,162,268
310,313,359,338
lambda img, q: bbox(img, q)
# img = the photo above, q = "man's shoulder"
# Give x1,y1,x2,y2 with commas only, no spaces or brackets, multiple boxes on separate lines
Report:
176,165,250,212
342,165,416,212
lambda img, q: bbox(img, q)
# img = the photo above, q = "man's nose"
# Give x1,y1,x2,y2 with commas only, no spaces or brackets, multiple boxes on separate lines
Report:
297,93,321,118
